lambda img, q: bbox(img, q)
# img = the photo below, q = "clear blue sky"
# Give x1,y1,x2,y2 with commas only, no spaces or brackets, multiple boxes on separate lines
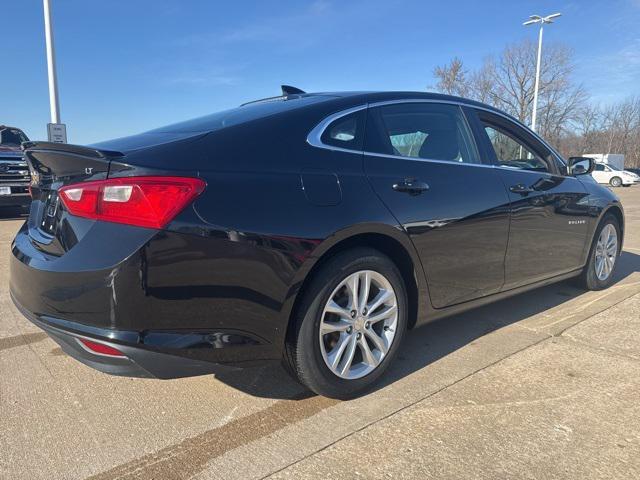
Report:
2,0,639,144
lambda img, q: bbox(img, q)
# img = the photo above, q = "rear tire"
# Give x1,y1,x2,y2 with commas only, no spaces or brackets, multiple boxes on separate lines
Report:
578,214,621,290
610,176,622,187
284,248,408,399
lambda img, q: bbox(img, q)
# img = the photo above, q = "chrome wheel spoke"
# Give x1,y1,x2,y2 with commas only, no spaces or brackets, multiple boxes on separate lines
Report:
595,257,603,278
346,274,360,312
367,304,397,324
327,333,351,370
358,336,378,367
321,319,353,334
339,334,358,376
367,289,393,314
324,300,352,320
359,271,371,312
364,328,387,354
603,257,611,277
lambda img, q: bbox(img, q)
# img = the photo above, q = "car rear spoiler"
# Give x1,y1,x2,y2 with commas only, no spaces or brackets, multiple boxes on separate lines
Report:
21,141,124,159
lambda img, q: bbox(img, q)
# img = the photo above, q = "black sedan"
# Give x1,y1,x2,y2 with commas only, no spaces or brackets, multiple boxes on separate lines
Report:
10,89,624,398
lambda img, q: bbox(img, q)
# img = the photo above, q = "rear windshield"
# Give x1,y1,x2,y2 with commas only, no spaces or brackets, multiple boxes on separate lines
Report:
0,128,29,146
148,95,331,134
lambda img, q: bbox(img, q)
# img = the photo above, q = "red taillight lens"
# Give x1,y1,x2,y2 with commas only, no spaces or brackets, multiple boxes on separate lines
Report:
78,338,126,357
59,176,206,229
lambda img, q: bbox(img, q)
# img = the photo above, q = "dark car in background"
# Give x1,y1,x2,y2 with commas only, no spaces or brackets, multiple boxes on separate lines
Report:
10,89,624,398
0,125,32,210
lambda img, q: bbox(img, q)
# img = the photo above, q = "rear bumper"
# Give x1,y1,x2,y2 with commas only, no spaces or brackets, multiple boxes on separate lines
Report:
11,292,279,378
9,220,286,378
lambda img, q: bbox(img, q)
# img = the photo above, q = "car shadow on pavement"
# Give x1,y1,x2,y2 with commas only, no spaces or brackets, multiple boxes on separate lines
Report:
215,250,640,400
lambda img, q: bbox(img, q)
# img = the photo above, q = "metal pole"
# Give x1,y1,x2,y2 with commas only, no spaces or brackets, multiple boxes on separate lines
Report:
531,24,543,132
43,0,61,124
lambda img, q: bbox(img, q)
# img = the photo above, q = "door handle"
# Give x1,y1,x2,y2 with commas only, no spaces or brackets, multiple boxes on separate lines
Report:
509,183,535,195
393,178,429,196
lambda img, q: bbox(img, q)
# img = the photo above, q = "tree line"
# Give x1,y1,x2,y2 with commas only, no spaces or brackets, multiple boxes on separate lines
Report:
431,39,640,168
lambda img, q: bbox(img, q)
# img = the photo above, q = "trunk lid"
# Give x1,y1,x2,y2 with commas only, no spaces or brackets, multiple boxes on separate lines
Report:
23,142,125,254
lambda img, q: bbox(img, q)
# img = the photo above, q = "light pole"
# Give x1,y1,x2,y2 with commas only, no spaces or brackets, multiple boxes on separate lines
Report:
43,0,67,142
523,13,561,132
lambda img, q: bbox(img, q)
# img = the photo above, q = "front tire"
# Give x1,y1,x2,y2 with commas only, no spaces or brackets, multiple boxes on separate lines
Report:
284,248,408,399
610,176,622,187
579,214,621,290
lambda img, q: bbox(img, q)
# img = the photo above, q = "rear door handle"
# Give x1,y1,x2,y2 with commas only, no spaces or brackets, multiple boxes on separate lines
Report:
392,178,429,196
509,183,535,195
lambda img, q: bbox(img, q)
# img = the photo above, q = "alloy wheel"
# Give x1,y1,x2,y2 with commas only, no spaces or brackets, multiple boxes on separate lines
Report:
319,270,398,380
595,223,618,281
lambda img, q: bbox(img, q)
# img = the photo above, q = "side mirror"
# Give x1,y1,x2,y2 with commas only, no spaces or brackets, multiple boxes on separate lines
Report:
568,157,594,176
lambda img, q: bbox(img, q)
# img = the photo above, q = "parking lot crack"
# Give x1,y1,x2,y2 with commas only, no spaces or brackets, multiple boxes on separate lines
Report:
559,333,640,363
554,292,640,338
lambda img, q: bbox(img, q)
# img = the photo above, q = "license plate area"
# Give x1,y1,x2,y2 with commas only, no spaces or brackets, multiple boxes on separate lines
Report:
0,186,11,195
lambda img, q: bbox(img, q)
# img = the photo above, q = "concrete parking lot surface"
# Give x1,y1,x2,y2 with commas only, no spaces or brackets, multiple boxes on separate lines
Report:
1,187,639,480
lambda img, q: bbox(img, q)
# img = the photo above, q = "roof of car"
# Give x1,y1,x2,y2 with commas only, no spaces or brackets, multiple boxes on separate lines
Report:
315,90,506,112
246,90,519,124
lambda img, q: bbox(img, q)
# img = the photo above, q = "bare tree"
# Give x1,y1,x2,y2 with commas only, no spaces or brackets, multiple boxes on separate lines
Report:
575,103,604,153
432,57,469,97
560,97,640,167
433,39,587,145
432,40,640,167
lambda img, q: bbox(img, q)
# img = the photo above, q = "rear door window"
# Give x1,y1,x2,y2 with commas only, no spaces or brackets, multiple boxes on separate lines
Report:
365,103,480,164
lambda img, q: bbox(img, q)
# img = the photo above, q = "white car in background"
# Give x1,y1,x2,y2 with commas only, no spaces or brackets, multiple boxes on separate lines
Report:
591,162,640,187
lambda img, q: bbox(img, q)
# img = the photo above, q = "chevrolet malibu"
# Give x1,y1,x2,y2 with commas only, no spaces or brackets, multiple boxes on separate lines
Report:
10,89,624,398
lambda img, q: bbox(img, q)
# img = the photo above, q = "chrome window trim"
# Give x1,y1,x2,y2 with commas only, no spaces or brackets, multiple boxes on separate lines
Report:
306,105,368,153
306,97,568,172
362,151,496,169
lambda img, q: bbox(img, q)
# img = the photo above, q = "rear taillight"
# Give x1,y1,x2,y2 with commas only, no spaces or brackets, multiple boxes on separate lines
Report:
59,176,206,229
77,338,126,357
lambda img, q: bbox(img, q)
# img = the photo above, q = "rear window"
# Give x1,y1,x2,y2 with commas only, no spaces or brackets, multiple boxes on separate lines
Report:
320,110,366,151
148,95,331,134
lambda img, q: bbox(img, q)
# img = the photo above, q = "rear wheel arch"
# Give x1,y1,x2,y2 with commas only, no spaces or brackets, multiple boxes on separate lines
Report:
603,205,624,245
285,231,422,348
584,204,624,265
579,211,622,290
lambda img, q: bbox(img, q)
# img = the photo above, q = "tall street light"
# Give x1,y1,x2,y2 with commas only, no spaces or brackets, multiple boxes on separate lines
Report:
523,12,561,132
43,0,67,143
